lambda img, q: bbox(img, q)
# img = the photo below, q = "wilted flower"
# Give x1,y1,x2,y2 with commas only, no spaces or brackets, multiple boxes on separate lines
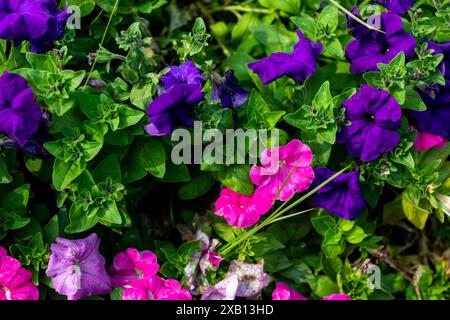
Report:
122,276,192,300
346,12,416,74
272,282,308,300
201,275,239,300
373,0,415,14
227,260,270,299
337,85,402,162
109,248,159,288
45,234,111,300
248,30,323,85
0,0,69,53
311,166,366,221
0,247,39,300
215,187,273,228
0,71,43,148
212,69,249,109
250,139,315,201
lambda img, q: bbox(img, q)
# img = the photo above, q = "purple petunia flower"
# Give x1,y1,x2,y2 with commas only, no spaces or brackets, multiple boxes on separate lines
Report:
337,85,402,162
373,0,415,14
45,234,112,300
0,0,69,53
160,60,205,92
146,61,205,136
212,70,249,109
248,29,323,85
311,166,366,221
0,71,43,148
411,41,450,139
346,12,416,74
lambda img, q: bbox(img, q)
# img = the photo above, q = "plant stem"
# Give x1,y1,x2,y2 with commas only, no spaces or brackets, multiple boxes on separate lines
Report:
0,41,7,64
84,0,120,89
268,208,317,224
214,5,273,14
328,0,386,34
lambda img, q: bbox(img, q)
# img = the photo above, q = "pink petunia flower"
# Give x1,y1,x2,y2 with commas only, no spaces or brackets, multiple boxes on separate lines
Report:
272,282,308,300
323,293,352,300
250,139,315,202
122,276,192,300
215,187,273,228
109,248,159,288
0,246,39,300
413,129,447,151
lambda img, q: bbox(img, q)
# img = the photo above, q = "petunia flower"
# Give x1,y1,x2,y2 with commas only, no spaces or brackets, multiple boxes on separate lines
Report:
122,276,192,300
109,248,159,288
311,166,366,221
411,41,450,139
373,0,415,14
214,187,273,228
337,85,402,162
226,260,270,299
323,293,352,300
412,128,446,151
160,60,205,92
346,12,416,74
145,83,204,136
248,30,323,85
201,275,239,300
0,246,39,300
272,282,308,300
250,139,315,201
0,71,43,147
0,0,69,53
212,69,249,109
45,234,111,300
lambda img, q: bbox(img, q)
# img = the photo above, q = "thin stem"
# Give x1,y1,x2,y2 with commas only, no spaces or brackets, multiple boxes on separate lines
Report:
328,0,386,34
0,41,6,63
214,5,273,14
84,0,120,89
268,208,318,224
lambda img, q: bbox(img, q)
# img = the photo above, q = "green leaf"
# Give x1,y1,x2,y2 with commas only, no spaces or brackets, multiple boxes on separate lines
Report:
132,138,166,178
93,155,122,184
401,190,429,229
136,0,167,13
251,25,297,53
43,215,59,243
65,205,98,234
25,52,57,72
311,213,336,236
1,184,30,214
345,226,368,244
311,275,339,297
213,165,254,196
98,200,122,226
402,86,427,111
52,159,86,191
178,172,215,200
290,15,316,40
263,251,292,273
258,0,301,15
0,157,12,184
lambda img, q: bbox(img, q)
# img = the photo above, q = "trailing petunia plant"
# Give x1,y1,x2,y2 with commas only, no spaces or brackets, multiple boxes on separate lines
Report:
0,0,449,301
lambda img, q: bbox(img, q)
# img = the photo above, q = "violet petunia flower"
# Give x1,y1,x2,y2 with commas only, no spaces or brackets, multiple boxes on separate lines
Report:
337,85,402,162
272,282,308,300
250,139,315,202
214,187,273,228
0,0,69,53
346,12,416,74
212,69,249,109
311,166,366,221
146,61,205,136
248,30,323,85
0,246,39,300
160,60,205,92
411,41,450,139
45,234,111,300
122,276,192,300
109,248,159,288
0,71,43,148
373,0,415,14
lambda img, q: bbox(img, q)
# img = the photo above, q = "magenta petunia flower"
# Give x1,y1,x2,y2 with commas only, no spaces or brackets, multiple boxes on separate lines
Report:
346,12,416,74
248,30,323,85
214,187,273,228
323,293,352,300
0,247,39,300
272,282,308,300
109,248,159,288
0,71,43,147
250,139,315,202
337,85,402,162
412,128,447,151
45,234,111,300
122,276,192,300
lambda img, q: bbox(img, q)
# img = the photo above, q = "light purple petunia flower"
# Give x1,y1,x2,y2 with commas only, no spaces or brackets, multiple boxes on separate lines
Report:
201,275,239,300
337,85,402,162
248,29,323,85
346,12,416,74
373,0,415,14
212,69,249,109
45,234,112,300
0,71,43,148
